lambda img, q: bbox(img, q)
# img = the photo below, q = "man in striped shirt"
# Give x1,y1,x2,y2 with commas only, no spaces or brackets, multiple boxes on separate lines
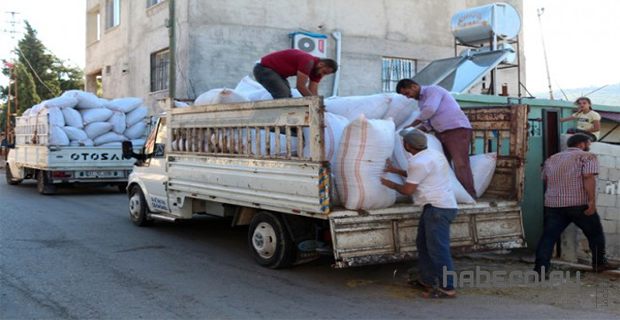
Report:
534,134,616,274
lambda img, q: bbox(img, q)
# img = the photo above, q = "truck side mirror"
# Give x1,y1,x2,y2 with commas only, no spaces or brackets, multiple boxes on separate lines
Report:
122,140,134,159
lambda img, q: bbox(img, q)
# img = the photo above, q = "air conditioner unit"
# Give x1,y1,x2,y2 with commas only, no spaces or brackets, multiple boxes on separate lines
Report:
290,32,328,58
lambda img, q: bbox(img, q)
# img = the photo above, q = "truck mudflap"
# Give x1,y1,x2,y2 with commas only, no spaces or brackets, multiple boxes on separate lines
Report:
329,202,526,268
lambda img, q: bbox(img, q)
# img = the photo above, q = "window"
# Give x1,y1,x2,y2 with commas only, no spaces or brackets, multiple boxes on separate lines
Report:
150,48,169,92
86,9,101,43
105,0,120,29
382,57,416,92
147,0,165,8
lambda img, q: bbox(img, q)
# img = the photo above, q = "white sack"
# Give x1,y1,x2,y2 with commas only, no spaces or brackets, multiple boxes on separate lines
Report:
131,139,146,146
126,106,148,127
81,108,113,125
234,76,273,101
174,100,190,108
62,90,105,109
49,126,70,146
62,107,83,128
325,94,391,121
383,93,420,130
124,121,147,140
42,96,78,109
194,88,249,105
470,153,497,198
108,97,142,113
22,108,32,117
31,103,45,115
48,107,65,127
334,115,396,210
249,130,298,156
69,139,94,147
302,112,349,163
108,111,127,134
84,122,113,139
94,132,127,146
62,126,88,141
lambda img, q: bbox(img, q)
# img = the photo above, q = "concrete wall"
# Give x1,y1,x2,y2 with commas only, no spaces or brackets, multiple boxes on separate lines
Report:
560,141,620,264
86,0,524,108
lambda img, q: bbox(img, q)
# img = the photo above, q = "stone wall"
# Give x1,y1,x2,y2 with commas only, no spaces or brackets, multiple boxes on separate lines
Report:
561,141,620,264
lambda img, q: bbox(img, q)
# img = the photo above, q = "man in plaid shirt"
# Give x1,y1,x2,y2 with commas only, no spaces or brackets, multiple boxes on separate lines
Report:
534,134,617,274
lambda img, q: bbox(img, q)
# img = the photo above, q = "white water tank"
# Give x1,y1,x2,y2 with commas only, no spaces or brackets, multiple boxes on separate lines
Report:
451,2,521,45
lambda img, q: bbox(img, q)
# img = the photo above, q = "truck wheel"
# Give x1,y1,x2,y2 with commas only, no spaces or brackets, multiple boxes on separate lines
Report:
128,186,151,226
36,171,56,195
248,211,296,269
5,165,22,185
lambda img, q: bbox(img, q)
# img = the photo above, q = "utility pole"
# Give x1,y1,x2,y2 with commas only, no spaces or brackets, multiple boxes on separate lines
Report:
167,0,176,108
3,11,20,39
537,8,554,100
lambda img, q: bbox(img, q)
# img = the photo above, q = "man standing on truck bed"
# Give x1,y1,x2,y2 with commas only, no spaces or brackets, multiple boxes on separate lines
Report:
534,133,618,274
381,128,458,299
254,49,338,99
395,79,476,199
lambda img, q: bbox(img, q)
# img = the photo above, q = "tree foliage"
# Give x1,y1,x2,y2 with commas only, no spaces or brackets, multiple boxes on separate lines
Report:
1,20,83,125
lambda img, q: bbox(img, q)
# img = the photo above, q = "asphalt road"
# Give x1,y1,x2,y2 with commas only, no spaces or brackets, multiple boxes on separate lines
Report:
1,171,618,319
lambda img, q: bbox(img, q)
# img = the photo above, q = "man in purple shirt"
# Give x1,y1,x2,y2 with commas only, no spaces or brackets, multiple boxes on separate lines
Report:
396,79,476,198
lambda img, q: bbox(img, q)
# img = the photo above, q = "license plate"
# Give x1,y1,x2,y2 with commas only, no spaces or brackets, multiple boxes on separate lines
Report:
80,170,122,178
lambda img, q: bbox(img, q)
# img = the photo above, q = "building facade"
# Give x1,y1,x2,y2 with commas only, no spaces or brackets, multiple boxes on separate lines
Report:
85,0,524,108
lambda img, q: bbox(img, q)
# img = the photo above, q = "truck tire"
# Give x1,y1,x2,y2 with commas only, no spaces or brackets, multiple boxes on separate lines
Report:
248,211,296,269
36,171,56,195
5,165,22,185
128,186,151,226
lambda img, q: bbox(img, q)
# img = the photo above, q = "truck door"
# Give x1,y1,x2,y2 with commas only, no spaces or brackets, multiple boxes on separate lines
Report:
139,117,170,213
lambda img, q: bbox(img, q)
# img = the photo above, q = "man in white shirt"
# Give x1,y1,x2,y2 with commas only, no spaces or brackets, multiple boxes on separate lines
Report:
381,128,458,298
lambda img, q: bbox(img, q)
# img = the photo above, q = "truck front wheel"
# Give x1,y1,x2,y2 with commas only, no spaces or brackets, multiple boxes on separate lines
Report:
248,211,296,269
36,171,56,195
128,186,151,226
5,165,22,185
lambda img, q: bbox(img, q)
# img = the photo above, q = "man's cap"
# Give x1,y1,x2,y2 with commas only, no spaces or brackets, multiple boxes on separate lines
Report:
399,128,427,150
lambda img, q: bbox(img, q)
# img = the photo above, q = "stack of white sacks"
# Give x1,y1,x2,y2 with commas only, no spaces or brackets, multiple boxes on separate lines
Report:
192,77,497,210
21,90,148,147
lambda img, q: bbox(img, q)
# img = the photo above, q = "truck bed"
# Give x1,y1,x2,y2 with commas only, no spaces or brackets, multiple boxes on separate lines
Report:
164,97,529,267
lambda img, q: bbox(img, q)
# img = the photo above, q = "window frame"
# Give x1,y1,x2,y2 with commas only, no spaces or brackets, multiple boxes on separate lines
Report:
381,57,417,92
150,48,170,92
105,0,120,29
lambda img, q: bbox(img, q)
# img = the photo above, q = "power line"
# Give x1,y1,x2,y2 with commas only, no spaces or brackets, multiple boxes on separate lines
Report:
14,48,55,94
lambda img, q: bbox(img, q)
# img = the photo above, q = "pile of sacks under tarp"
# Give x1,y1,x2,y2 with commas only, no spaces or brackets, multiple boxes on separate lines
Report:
188,77,497,210
21,90,148,147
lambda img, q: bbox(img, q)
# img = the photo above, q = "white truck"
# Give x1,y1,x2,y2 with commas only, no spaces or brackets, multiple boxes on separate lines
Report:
5,109,142,194
122,97,529,268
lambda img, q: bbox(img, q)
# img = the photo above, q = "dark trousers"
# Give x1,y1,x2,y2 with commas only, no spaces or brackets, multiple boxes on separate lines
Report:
417,204,458,290
435,128,476,198
253,64,292,99
534,206,607,272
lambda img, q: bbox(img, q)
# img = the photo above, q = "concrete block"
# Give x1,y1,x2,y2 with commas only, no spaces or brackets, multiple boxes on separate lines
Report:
597,193,617,207
598,167,609,180
598,155,616,168
617,157,620,169
602,219,617,234
609,168,620,181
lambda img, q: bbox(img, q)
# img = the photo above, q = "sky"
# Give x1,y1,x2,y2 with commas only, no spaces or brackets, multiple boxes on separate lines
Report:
0,0,619,97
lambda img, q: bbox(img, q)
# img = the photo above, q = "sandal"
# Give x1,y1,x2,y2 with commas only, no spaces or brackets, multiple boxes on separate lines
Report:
421,287,457,299
407,278,433,289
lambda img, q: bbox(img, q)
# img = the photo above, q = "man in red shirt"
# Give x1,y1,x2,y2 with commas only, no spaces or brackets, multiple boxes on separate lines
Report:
254,49,337,99
534,133,617,274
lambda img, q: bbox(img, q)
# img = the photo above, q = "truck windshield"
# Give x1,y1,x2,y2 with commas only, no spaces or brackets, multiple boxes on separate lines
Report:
144,117,167,155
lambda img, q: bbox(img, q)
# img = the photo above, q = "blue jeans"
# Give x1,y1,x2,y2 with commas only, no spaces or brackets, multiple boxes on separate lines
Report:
534,206,607,273
417,204,458,290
